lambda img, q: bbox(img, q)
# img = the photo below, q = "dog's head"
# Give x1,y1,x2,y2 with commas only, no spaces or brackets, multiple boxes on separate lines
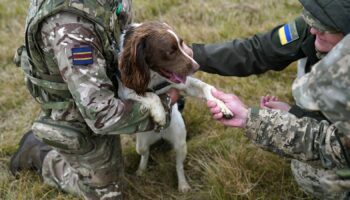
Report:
118,21,200,95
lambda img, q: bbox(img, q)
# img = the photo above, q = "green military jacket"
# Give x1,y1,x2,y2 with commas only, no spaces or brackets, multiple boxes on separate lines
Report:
193,16,318,76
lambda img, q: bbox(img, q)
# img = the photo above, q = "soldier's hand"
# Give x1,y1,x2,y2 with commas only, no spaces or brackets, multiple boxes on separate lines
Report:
320,173,350,193
207,88,248,128
260,95,291,111
167,88,181,105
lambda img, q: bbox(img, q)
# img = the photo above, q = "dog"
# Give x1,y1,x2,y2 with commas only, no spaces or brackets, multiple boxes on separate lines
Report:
116,21,233,192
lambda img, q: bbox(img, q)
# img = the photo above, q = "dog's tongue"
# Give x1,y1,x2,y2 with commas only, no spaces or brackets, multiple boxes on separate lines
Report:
159,69,186,84
170,72,186,84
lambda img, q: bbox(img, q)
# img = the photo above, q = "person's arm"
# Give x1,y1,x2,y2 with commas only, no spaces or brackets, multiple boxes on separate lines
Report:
246,108,345,168
40,13,155,135
208,89,346,168
193,17,309,76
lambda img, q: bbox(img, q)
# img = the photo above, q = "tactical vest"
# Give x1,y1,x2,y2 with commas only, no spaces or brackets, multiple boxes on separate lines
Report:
18,0,124,111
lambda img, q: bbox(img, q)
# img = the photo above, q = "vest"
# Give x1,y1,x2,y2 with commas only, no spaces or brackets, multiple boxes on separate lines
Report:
19,0,123,111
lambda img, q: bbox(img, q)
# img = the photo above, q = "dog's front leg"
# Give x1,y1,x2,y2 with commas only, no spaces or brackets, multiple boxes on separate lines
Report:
174,140,191,192
126,91,167,127
136,145,150,176
173,77,234,118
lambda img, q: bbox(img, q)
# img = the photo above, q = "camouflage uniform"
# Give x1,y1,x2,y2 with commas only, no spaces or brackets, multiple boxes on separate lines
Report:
192,0,349,198
246,34,350,199
193,0,350,120
15,0,158,199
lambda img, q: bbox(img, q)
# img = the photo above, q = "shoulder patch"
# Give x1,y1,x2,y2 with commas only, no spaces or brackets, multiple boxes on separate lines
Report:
278,21,299,45
71,46,93,66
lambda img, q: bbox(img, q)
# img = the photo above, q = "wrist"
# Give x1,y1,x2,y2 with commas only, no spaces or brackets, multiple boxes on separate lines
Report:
240,107,249,128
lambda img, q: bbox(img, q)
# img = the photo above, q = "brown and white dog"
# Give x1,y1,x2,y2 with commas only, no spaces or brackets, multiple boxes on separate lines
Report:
117,21,232,192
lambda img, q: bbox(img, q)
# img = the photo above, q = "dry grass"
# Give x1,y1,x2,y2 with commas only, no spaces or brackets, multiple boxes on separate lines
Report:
0,0,312,199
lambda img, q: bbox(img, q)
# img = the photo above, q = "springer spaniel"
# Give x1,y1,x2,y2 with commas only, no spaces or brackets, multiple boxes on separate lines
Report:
117,21,233,192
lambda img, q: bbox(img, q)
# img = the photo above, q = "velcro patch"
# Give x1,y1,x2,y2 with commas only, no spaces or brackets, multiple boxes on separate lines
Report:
278,21,299,45
71,46,93,65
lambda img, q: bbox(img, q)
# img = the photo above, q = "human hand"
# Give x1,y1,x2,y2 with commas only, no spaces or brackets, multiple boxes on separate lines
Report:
167,88,181,106
260,95,291,111
207,88,248,128
320,172,350,193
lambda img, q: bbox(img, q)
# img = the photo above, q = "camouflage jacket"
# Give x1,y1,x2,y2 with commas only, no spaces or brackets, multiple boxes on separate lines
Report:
23,0,155,135
246,108,346,169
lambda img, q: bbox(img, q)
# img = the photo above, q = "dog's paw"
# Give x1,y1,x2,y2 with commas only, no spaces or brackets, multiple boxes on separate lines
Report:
214,99,234,119
136,168,145,176
178,182,191,193
126,90,166,125
151,109,167,126
203,86,234,119
144,93,167,126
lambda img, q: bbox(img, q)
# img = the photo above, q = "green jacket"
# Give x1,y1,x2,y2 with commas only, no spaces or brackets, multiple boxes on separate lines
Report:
193,17,318,77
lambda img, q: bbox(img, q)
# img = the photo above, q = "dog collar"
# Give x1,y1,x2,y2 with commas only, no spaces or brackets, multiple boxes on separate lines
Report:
147,81,171,93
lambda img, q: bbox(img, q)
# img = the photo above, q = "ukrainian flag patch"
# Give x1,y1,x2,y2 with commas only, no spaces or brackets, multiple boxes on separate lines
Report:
278,21,299,45
71,46,93,65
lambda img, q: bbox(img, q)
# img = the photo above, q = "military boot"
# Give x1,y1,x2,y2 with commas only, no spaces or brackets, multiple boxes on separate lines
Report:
10,130,52,176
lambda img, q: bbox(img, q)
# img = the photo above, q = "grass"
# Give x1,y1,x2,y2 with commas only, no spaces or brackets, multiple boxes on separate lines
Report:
0,0,312,199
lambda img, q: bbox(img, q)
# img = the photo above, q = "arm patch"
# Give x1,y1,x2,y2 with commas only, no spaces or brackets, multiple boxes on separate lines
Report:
71,46,93,65
278,21,300,45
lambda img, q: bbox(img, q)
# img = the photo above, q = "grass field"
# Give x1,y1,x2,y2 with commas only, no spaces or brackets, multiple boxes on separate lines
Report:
0,0,313,199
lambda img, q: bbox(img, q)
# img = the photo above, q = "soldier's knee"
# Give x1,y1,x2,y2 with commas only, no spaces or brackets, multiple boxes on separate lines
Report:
32,118,92,154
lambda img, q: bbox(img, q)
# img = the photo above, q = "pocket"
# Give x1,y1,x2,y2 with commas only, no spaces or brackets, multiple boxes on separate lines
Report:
32,117,93,153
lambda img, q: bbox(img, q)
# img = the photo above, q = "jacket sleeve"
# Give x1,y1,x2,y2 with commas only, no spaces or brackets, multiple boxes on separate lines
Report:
245,108,346,169
192,17,309,76
39,13,154,135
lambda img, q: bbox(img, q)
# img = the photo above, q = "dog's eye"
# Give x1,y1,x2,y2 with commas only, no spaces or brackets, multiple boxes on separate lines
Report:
166,50,176,56
166,45,178,56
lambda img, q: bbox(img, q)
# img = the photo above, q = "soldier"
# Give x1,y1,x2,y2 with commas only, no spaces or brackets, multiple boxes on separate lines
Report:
185,1,349,197
207,34,350,199
10,0,172,199
192,0,349,120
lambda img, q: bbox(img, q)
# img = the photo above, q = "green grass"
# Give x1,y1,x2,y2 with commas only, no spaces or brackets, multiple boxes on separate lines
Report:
0,0,312,199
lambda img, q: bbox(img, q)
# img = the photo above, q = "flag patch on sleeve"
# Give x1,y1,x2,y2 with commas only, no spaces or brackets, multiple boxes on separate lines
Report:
71,46,93,65
278,21,299,45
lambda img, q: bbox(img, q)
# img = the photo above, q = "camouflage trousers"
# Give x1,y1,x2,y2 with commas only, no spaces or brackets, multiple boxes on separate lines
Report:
33,119,124,200
291,159,349,199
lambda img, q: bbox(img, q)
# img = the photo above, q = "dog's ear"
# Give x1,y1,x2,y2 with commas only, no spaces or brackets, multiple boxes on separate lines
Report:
119,36,150,95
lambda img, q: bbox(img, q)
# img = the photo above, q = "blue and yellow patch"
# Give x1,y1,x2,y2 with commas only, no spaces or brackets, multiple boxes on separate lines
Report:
71,46,93,65
278,21,299,45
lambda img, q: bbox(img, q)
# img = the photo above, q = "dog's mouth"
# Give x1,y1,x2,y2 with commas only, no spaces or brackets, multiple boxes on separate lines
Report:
159,68,187,84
